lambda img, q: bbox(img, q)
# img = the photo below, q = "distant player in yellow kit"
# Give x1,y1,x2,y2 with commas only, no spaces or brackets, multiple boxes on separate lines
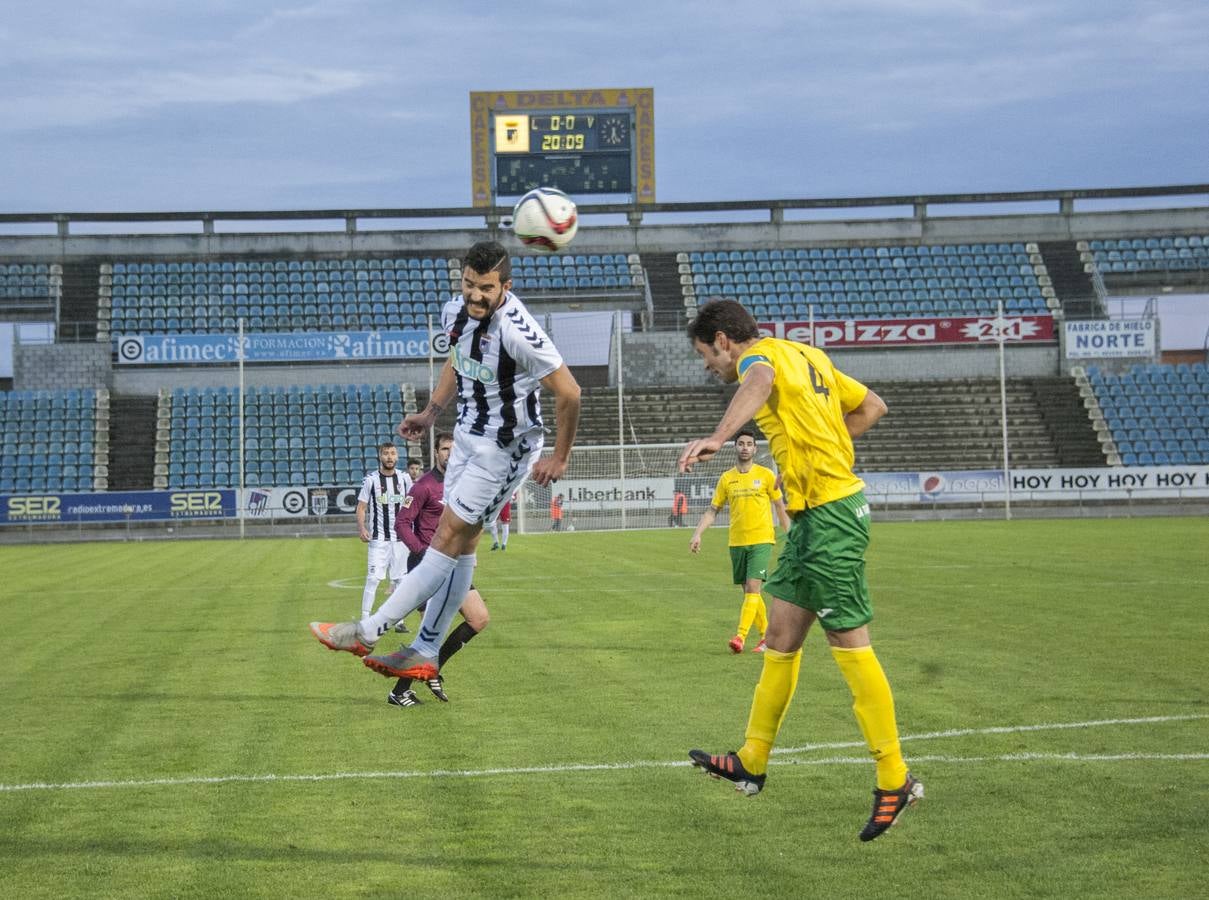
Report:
689,429,791,654
679,299,922,843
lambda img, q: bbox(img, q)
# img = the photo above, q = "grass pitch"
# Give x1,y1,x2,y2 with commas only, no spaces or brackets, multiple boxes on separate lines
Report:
1,518,1207,899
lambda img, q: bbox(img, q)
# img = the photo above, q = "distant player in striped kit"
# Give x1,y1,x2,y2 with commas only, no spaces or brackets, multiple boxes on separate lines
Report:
310,240,581,681
355,441,413,621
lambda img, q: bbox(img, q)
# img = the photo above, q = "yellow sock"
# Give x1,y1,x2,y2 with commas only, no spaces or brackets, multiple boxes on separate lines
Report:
736,647,802,775
736,593,762,640
753,596,768,636
831,645,909,790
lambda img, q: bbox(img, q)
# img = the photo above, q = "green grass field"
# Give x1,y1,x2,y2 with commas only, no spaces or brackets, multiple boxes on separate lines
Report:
1,518,1207,899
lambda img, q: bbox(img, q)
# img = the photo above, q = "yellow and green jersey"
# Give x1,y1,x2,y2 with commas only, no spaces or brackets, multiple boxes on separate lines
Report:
711,463,782,546
736,337,867,511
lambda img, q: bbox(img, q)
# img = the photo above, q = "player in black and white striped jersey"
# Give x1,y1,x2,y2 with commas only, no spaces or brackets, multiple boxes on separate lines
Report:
355,441,413,621
311,241,581,678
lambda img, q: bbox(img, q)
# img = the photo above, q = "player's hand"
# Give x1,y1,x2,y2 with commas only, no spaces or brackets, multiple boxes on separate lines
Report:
397,411,433,441
358,526,370,543
689,535,701,554
530,455,567,486
679,437,722,473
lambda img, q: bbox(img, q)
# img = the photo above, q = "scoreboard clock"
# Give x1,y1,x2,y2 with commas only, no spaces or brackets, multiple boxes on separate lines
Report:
469,88,654,206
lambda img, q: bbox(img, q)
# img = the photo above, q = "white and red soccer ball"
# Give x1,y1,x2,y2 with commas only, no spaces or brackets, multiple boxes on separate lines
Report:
512,187,579,253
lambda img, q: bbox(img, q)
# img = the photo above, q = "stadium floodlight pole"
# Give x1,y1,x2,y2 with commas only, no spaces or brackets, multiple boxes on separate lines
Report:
616,309,626,531
427,313,436,469
997,300,1012,520
238,316,246,539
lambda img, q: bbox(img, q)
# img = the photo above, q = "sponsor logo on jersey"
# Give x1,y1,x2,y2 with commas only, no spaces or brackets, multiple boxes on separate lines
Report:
451,344,498,384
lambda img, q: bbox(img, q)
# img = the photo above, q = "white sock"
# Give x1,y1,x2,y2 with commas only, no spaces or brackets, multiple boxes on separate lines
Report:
500,523,510,547
411,554,476,658
360,576,381,618
359,549,456,641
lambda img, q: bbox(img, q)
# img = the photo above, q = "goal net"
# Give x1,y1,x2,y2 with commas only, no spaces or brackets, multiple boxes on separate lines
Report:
514,441,778,534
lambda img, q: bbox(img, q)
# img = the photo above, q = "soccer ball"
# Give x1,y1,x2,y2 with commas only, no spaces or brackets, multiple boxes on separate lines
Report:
512,187,578,253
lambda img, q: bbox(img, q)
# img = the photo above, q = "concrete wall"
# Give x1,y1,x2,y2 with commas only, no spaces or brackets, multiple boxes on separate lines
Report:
111,361,435,395
14,342,111,390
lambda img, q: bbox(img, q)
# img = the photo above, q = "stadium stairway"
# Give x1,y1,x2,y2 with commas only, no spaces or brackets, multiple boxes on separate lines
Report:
1029,376,1107,467
642,252,692,328
107,395,159,490
858,377,1085,471
58,262,101,342
1038,241,1100,319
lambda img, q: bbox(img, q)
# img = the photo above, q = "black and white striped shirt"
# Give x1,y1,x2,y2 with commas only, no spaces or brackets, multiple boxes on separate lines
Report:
357,469,413,541
443,290,564,447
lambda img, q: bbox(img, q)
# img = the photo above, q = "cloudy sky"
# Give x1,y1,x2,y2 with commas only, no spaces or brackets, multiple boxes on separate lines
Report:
0,0,1206,213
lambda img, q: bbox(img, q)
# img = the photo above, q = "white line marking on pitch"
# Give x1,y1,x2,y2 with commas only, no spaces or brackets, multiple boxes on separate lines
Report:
774,713,1209,755
0,713,1204,794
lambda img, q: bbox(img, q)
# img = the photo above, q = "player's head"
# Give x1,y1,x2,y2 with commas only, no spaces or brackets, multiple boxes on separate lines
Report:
734,428,757,462
686,299,761,383
434,432,454,472
462,241,512,320
406,457,422,479
377,441,398,471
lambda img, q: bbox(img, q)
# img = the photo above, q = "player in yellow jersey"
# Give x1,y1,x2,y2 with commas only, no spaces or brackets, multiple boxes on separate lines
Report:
678,299,922,843
689,429,791,654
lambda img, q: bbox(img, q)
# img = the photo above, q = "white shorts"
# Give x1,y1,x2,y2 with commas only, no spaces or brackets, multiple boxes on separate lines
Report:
367,540,409,583
445,430,544,527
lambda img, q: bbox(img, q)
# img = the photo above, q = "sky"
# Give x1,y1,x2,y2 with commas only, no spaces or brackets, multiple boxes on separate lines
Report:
1,0,1207,214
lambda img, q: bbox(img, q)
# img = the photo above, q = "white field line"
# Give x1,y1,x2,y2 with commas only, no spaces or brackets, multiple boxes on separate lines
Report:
774,713,1209,755
1,713,1204,795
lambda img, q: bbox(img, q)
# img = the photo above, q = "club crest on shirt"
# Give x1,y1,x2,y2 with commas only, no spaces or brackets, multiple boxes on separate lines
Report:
477,334,494,355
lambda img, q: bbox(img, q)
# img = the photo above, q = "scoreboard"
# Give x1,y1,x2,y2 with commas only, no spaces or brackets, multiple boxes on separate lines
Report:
469,88,654,206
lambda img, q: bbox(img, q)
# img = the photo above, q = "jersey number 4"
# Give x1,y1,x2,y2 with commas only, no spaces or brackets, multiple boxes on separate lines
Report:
808,363,831,399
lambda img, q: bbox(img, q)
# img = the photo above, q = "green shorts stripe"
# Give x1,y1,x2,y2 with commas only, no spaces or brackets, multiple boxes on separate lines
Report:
763,490,873,631
729,543,773,585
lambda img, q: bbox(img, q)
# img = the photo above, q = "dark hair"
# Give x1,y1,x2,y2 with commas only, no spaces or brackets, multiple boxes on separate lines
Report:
377,441,396,453
686,298,760,344
435,431,454,447
735,428,757,444
464,240,512,283
406,457,421,467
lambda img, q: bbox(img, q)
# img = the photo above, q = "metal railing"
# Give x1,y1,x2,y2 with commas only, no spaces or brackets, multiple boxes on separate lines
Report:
1,183,1206,236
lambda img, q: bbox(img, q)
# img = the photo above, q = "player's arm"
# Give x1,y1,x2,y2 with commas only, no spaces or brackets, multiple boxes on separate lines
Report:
772,496,791,533
531,364,581,486
689,504,721,554
355,500,370,542
399,360,456,441
844,387,888,439
395,484,427,554
679,363,773,472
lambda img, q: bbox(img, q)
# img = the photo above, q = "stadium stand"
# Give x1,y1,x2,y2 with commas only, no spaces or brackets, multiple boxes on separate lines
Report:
1080,235,1209,274
0,263,59,317
1084,363,1209,465
0,389,107,493
157,384,415,489
543,378,1106,471
676,243,1057,321
102,254,643,335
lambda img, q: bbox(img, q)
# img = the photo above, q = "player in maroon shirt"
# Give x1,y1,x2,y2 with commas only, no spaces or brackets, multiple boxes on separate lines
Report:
388,432,490,708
